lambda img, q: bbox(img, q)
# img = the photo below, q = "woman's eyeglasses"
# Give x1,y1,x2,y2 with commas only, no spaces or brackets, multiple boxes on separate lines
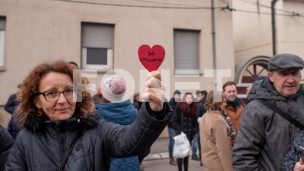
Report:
35,88,77,102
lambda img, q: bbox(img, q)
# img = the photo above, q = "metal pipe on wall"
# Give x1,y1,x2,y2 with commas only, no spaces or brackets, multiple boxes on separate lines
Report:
211,0,217,90
271,0,278,55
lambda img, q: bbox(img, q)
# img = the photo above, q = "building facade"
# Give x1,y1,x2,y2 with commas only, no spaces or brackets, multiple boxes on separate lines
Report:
0,0,234,127
233,0,304,85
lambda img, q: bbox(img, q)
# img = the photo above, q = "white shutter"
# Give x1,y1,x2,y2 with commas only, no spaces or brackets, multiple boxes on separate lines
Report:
0,30,5,68
82,23,114,48
174,30,200,75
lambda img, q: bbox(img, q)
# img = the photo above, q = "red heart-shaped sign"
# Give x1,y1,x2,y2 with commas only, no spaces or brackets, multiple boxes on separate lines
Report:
138,44,165,72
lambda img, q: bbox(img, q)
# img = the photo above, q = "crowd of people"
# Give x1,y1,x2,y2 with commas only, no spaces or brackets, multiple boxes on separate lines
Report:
1,53,304,171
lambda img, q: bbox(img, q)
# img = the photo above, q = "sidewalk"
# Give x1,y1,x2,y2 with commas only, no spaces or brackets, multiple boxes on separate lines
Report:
143,138,203,170
144,137,196,161
144,137,170,161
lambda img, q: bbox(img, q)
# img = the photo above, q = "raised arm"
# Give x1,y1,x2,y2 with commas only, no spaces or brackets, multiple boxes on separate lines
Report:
99,71,173,158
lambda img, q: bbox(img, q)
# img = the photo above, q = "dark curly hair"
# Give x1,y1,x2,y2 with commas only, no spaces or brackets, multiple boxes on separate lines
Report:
179,92,197,115
16,60,93,126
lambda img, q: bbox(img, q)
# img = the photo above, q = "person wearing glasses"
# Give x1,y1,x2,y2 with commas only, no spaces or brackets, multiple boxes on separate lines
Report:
4,60,172,171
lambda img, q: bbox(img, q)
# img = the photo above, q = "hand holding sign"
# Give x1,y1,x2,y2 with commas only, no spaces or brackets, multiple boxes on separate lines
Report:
139,44,166,110
141,71,165,111
138,44,165,73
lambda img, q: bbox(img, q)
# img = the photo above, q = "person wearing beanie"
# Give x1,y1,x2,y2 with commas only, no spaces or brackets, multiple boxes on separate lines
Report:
167,90,181,165
95,76,141,171
99,76,126,102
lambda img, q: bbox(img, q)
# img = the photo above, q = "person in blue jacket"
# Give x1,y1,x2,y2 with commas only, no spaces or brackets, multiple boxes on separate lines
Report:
96,76,141,171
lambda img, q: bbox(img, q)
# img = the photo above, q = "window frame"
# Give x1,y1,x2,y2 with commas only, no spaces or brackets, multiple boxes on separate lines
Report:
81,47,113,71
173,29,201,76
81,22,114,73
0,17,6,71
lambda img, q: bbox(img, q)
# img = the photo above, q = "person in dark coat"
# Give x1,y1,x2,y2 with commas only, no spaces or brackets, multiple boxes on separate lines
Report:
172,92,198,171
5,84,22,140
92,87,104,104
133,92,142,111
0,120,14,171
246,76,267,104
232,54,304,171
7,103,21,140
281,131,304,171
196,90,207,166
96,76,140,171
168,90,181,165
4,60,172,171
4,84,22,115
131,92,147,169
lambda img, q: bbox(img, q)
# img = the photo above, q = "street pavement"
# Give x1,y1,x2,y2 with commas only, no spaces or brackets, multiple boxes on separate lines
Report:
142,157,203,171
142,137,204,171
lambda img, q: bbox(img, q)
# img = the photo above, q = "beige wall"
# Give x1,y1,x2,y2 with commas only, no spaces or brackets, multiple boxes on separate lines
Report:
0,0,234,125
233,0,304,62
278,1,304,57
232,0,304,84
233,0,273,65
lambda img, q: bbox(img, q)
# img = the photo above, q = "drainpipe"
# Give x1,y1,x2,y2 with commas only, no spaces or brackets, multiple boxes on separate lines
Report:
211,0,217,90
271,0,278,55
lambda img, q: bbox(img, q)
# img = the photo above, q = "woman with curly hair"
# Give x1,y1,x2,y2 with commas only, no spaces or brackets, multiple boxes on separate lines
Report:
172,92,198,171
200,90,235,171
4,60,173,171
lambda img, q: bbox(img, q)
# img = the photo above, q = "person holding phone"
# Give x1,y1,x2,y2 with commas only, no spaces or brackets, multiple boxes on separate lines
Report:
281,131,304,171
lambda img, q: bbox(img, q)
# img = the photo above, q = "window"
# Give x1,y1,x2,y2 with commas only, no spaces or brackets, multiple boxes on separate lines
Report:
174,29,200,75
0,17,6,71
81,23,114,72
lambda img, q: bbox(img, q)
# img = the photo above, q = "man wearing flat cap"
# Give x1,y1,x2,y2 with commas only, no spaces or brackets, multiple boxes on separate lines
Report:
232,53,304,171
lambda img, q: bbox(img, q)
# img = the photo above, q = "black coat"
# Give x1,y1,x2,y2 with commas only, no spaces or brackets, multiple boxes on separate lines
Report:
172,103,198,142
0,126,14,171
197,97,206,118
4,94,20,114
133,99,142,111
5,102,173,171
168,98,178,128
7,104,21,140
